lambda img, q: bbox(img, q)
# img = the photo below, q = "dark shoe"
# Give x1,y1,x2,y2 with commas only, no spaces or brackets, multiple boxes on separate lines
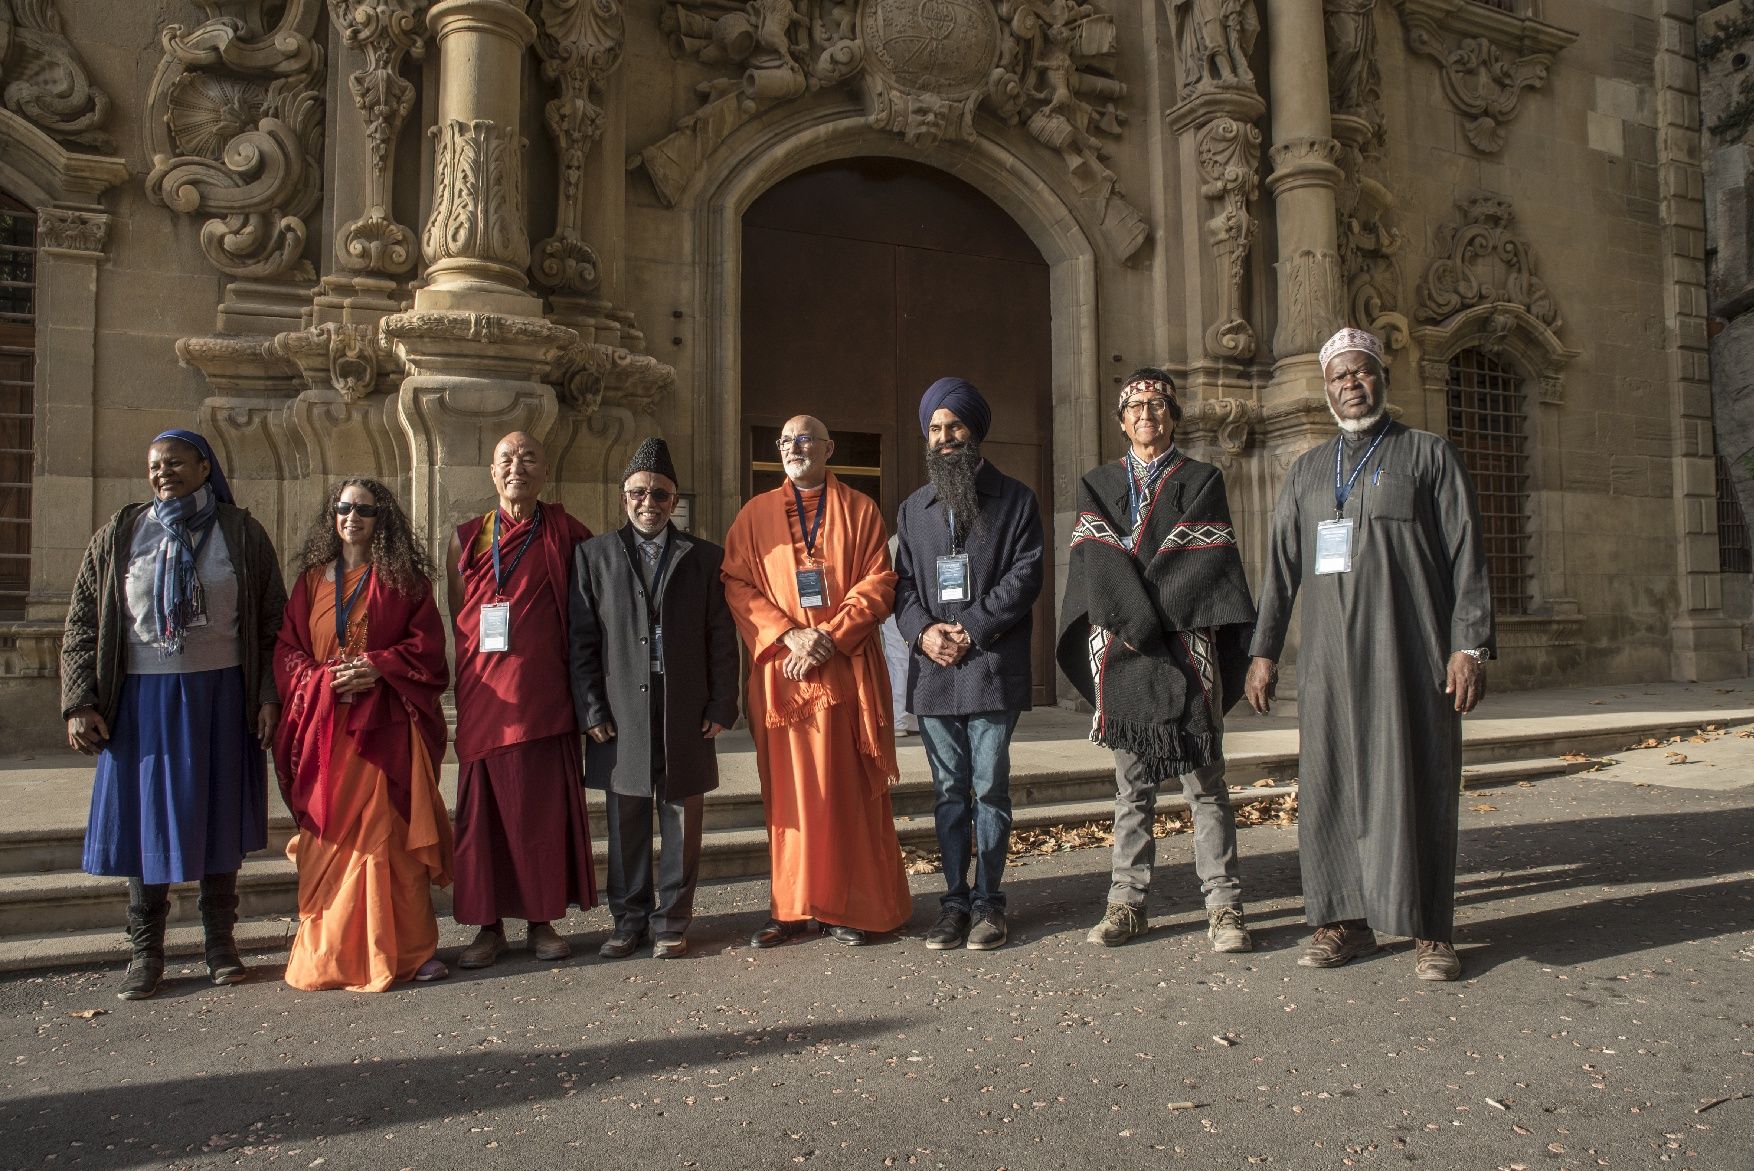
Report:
924,907,971,950
527,922,571,962
1086,902,1146,947
199,872,246,986
597,928,647,960
1414,939,1462,982
458,927,507,969
749,918,810,948
652,933,688,959
117,880,169,1001
820,923,867,946
413,958,449,983
966,907,1009,951
1297,922,1380,968
1207,906,1255,954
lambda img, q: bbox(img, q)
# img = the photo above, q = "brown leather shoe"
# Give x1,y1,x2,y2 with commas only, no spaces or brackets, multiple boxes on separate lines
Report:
1414,939,1462,981
652,933,688,959
527,922,572,962
749,918,810,948
1296,922,1380,968
458,927,507,969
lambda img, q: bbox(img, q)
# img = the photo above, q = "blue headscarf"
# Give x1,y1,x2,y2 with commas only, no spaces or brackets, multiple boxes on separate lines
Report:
918,377,991,443
148,429,229,656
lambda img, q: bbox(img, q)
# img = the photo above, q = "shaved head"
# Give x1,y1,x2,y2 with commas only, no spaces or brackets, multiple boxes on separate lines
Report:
491,430,549,511
777,415,834,489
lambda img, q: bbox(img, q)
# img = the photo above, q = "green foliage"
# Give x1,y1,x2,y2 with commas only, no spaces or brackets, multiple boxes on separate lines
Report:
1702,0,1754,142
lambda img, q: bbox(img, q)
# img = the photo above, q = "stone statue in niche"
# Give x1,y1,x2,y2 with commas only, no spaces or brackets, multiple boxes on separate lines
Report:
1170,0,1259,100
1324,0,1379,119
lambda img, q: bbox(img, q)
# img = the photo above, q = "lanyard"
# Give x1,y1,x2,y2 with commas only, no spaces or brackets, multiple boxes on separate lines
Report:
792,482,824,559
491,505,542,597
1333,429,1388,516
947,509,963,555
334,564,371,654
634,533,677,622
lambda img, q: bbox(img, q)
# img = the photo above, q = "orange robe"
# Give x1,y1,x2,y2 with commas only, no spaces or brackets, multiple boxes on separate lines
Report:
282,567,453,992
721,473,912,932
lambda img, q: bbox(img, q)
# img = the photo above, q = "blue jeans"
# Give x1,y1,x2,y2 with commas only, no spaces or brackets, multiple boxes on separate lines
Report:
918,711,1020,912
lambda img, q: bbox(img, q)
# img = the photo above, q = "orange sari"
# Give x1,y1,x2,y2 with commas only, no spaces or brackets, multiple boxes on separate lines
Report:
283,566,453,992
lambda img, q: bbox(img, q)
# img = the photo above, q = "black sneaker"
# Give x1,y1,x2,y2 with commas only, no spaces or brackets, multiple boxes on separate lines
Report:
923,906,971,950
966,907,1008,951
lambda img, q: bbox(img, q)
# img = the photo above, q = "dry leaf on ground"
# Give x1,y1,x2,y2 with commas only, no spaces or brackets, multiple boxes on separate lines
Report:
1469,803,1497,813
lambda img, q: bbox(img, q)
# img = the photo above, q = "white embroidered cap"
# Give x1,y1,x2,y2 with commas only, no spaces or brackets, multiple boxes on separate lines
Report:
1318,327,1384,371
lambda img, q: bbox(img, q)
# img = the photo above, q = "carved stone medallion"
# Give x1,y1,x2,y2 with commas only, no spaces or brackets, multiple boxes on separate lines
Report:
860,0,1001,99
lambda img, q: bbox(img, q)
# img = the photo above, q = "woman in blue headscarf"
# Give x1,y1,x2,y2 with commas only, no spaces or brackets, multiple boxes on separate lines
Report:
61,429,287,1000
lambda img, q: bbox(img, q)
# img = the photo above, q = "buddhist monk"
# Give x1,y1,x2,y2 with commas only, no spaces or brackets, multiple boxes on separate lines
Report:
721,415,912,947
447,431,597,967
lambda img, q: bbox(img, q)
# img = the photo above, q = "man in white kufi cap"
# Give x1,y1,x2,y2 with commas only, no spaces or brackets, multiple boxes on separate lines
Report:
1243,327,1495,982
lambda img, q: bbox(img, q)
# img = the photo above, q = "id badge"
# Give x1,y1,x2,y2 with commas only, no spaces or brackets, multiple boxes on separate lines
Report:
796,567,826,609
479,601,511,652
936,554,971,604
1315,518,1356,575
650,623,665,675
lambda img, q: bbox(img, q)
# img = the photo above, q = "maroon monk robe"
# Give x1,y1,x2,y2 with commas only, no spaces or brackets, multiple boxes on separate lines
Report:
450,502,598,924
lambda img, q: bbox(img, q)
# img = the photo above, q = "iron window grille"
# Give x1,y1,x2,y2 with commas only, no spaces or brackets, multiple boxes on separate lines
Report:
0,199,31,617
1447,349,1532,617
1715,455,1752,575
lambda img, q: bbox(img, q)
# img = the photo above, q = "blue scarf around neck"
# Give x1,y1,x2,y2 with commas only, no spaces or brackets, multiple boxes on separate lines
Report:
150,484,218,657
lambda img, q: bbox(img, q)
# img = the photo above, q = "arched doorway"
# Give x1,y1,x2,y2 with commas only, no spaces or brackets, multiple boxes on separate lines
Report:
740,158,1056,704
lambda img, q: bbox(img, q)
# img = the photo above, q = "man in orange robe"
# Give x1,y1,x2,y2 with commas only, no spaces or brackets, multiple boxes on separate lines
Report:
722,414,913,947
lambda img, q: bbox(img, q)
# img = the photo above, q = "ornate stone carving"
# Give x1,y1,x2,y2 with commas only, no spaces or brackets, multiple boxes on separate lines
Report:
422,118,530,274
36,207,109,255
549,339,674,416
268,321,401,401
0,0,114,151
144,1,326,280
633,0,1149,262
328,0,427,275
1194,113,1261,359
1167,0,1259,102
1178,396,1261,466
1325,0,1380,121
1414,192,1560,330
1326,1,1406,351
1390,0,1577,154
532,0,625,297
0,621,63,679
1273,247,1345,360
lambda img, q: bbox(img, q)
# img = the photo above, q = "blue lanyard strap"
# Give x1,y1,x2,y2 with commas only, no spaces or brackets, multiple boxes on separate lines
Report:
491,504,542,597
1334,429,1388,515
334,564,371,654
792,482,824,558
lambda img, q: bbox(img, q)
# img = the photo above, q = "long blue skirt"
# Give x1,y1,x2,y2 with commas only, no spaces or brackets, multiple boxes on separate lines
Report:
83,667,267,884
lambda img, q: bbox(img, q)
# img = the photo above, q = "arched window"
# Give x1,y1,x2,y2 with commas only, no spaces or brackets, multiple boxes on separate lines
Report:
1446,348,1531,616
0,195,33,616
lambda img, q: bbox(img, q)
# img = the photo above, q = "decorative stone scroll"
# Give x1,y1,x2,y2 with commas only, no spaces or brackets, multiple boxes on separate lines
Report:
1178,396,1261,467
1414,192,1560,331
36,207,110,255
633,0,1149,263
268,321,402,401
1389,0,1576,154
532,0,626,297
144,0,326,280
423,118,531,275
0,0,113,151
1191,108,1262,359
328,0,427,275
1327,0,1407,352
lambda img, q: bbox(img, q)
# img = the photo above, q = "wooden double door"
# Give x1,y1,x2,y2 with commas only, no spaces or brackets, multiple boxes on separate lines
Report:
740,158,1056,704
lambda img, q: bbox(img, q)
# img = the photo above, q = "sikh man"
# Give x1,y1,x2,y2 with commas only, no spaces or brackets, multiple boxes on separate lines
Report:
895,377,1043,951
721,414,912,947
1245,328,1493,982
447,431,596,967
1056,368,1258,952
570,438,740,960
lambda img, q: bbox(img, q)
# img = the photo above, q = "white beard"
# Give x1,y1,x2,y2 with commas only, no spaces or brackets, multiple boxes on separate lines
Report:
1331,404,1387,434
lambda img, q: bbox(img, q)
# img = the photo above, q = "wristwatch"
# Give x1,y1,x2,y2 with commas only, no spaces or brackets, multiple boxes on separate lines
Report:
1460,647,1489,663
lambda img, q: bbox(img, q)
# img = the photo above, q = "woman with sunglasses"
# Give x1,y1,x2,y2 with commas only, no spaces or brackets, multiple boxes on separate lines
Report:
272,479,453,990
62,429,286,1000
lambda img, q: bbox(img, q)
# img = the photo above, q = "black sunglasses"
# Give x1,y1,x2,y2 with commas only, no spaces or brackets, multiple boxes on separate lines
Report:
334,500,381,518
624,488,675,504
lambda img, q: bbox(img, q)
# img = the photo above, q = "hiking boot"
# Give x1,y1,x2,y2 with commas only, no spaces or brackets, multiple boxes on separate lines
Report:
966,907,1009,952
1207,905,1255,954
117,880,169,1001
924,907,971,950
458,926,507,969
199,871,247,986
1414,940,1462,982
1086,902,1146,947
1296,922,1379,968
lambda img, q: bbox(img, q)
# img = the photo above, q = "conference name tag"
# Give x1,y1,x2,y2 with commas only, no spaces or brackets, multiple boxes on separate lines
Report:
936,554,971,604
650,623,665,674
479,601,511,652
796,567,826,610
1315,518,1355,576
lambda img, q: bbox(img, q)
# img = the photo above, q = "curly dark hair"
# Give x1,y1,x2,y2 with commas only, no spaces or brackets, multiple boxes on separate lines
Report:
291,478,435,596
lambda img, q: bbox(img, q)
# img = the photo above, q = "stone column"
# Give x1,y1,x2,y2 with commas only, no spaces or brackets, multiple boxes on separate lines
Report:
385,0,576,553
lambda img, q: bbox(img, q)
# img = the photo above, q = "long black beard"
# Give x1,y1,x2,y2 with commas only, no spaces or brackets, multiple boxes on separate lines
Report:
925,443,983,538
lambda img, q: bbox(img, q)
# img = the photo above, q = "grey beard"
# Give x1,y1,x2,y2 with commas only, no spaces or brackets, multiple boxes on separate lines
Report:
925,443,983,538
1331,404,1388,434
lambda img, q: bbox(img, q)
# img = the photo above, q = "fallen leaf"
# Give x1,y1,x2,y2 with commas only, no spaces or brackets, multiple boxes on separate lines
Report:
1630,738,1661,750
1470,803,1497,813
1559,752,1595,762
1665,752,1689,765
66,1009,107,1020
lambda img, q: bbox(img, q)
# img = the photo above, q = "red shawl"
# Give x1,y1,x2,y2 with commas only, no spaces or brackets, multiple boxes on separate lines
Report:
272,569,450,835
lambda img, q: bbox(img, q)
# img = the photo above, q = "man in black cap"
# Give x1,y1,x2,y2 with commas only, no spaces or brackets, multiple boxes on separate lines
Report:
569,438,740,959
896,377,1045,951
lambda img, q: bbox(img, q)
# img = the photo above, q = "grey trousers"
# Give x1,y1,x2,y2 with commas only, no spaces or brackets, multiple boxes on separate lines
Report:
1107,748,1242,911
604,791,704,937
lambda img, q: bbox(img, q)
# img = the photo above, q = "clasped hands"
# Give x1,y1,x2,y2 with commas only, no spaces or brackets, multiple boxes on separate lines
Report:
329,654,382,696
920,622,972,667
780,626,836,681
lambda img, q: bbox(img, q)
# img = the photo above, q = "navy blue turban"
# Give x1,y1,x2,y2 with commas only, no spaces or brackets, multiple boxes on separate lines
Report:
918,377,991,443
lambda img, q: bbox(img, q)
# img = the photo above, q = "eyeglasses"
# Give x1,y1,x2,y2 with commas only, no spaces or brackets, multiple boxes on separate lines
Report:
776,435,822,452
333,501,380,518
624,488,675,504
1121,397,1173,417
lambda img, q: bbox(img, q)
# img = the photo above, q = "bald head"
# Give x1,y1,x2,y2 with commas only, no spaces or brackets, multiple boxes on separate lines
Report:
491,430,548,510
777,415,834,489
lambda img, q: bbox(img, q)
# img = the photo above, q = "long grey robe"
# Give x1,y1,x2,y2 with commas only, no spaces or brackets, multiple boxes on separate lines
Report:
1250,419,1494,939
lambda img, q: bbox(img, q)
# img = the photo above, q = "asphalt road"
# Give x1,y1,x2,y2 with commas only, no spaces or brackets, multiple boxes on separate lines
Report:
1,769,1750,1171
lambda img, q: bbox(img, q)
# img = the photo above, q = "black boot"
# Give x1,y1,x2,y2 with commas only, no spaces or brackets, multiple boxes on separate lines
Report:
118,880,169,1001
199,871,246,985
